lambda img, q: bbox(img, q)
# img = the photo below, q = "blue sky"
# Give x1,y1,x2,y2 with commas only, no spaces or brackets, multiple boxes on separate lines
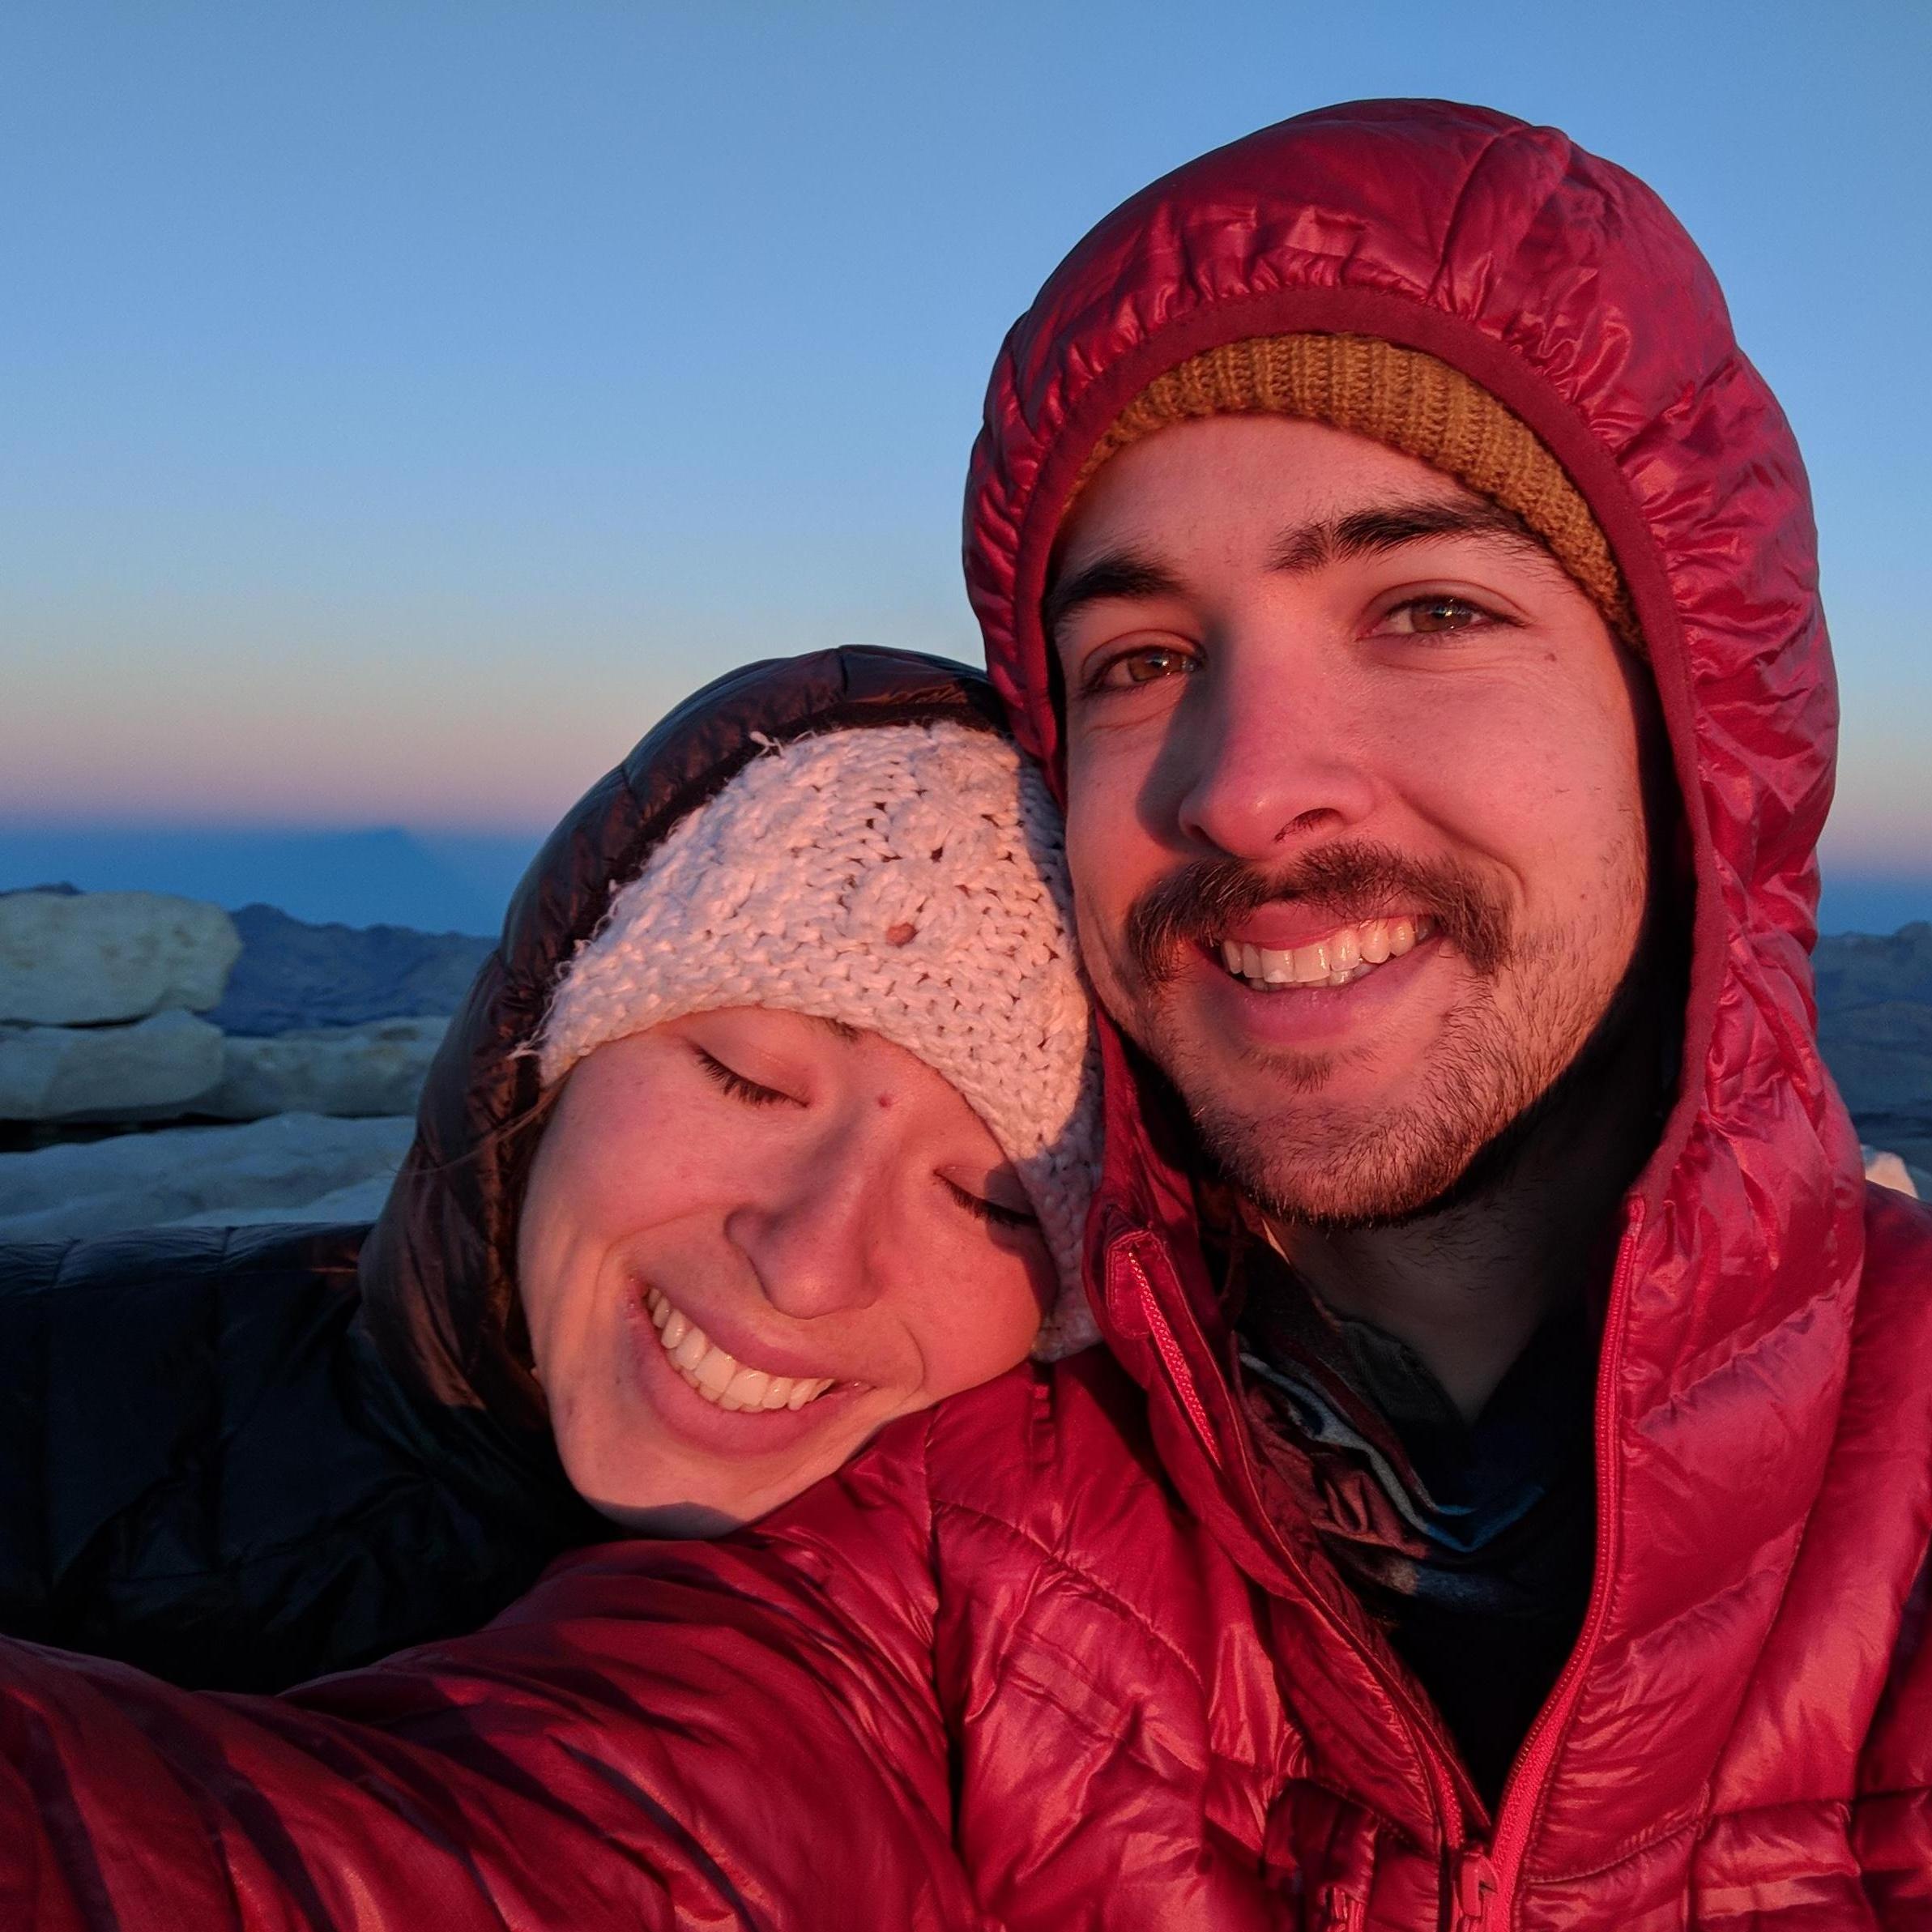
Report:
3,1,1927,923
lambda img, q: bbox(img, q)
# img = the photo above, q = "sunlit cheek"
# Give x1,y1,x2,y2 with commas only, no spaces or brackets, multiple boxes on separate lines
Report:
1067,815,1157,1014
908,1239,1051,1402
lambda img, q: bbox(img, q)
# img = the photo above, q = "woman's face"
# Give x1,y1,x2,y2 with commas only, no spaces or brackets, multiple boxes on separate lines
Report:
517,1006,1056,1534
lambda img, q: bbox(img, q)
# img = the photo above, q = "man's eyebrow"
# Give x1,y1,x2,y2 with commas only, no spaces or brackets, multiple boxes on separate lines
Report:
1269,497,1552,574
1043,497,1559,643
1042,548,1188,642
811,1014,862,1043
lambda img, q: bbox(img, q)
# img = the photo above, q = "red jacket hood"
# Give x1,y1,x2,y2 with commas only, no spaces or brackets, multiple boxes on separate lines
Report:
966,99,1870,1859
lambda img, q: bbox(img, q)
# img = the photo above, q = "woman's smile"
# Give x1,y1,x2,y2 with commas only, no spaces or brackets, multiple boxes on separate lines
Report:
617,1282,879,1470
644,1285,846,1413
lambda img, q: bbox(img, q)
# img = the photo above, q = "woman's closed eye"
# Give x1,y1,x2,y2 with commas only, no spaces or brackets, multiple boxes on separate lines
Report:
943,1176,1038,1231
693,1047,797,1109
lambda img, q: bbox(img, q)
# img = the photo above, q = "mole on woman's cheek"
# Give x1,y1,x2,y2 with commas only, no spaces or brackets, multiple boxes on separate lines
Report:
876,1094,893,1110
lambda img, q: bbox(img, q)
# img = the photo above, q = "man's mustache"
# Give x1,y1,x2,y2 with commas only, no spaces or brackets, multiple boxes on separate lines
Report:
1124,842,1513,985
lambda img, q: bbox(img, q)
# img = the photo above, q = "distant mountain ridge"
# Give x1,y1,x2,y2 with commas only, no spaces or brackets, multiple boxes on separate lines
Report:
0,826,542,936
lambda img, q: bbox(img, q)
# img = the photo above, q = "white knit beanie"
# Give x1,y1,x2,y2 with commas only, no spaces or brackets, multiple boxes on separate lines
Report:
535,721,1102,1358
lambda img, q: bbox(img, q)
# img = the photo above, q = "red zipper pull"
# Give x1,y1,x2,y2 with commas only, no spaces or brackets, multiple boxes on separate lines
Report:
1319,1884,1364,1932
1454,1849,1499,1931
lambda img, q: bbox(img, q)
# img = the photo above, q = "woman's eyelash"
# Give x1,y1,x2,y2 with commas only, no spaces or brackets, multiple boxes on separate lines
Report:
693,1048,791,1107
945,1177,1037,1231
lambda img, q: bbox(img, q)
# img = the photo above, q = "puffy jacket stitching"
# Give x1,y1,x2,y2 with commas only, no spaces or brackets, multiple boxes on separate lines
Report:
551,1736,765,1930
1739,931,1842,1150
1853,1784,1932,1807
25,1251,55,1616
1518,1807,1708,1888
1648,1265,1887,1853
210,1238,242,1619
1516,1793,1870,1896
1423,125,1516,308
1700,1796,1853,1826
1653,1273,1847,1444
1724,1246,1890,1776
929,1495,1213,1705
105,1472,456,1587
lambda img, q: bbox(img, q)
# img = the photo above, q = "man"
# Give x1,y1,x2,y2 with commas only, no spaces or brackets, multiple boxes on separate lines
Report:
957,96,1932,1913
1,100,1926,1930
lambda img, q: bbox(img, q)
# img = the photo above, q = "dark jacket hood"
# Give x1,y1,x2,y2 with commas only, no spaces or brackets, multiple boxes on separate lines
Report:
966,98,1874,1860
355,647,1007,1519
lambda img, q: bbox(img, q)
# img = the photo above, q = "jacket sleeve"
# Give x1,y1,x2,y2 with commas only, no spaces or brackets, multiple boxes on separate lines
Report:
0,1414,984,1931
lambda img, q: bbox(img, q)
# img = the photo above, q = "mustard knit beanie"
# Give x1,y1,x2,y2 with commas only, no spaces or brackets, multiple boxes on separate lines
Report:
1079,334,1637,646
535,721,1103,1359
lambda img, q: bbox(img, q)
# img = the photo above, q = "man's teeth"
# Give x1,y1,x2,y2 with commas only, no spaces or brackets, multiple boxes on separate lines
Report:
1218,915,1436,990
646,1289,836,1412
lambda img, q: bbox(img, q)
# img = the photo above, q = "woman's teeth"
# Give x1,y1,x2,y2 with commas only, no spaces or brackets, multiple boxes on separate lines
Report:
1218,915,1436,991
646,1289,836,1413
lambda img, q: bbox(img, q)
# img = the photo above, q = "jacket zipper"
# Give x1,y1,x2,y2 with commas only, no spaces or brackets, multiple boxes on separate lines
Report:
1452,1848,1499,1930
1474,1201,1646,1927
1320,1883,1366,1932
1123,1236,1467,1844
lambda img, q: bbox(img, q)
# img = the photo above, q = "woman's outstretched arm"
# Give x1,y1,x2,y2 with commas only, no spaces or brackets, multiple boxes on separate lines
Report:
0,1414,983,1931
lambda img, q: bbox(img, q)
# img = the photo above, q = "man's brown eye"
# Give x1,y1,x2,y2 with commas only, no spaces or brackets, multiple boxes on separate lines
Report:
1103,646,1188,687
1398,596,1483,633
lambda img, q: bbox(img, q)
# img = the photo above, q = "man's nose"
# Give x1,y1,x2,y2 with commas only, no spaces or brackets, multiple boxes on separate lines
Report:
725,1134,891,1322
1171,643,1378,860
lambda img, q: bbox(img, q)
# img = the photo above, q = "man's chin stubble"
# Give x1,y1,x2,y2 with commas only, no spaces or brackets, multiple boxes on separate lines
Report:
1132,971,1591,1229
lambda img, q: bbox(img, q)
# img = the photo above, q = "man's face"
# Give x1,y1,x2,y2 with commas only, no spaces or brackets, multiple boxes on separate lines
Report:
1051,413,1653,1224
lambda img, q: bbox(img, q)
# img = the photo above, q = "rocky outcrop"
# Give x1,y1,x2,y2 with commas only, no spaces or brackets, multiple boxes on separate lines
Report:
0,896,454,1230
0,1010,227,1122
206,905,491,1036
199,1017,450,1120
0,891,240,1026
0,1112,413,1244
0,894,476,1126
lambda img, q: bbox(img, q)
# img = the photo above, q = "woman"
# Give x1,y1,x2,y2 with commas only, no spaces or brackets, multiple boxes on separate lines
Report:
0,646,1098,1689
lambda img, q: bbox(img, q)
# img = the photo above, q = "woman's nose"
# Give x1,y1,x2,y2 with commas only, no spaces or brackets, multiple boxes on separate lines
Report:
725,1135,891,1321
1171,645,1377,860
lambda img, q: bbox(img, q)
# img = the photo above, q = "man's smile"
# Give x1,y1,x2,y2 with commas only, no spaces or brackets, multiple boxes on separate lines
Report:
1214,913,1439,991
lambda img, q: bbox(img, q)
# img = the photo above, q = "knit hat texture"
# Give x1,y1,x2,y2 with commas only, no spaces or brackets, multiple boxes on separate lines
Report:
1080,333,1638,645
536,721,1102,1358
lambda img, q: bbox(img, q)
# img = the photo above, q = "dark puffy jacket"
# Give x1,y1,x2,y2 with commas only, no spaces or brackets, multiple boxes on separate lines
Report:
2,100,1930,1932
0,646,1003,1691
0,1223,587,1688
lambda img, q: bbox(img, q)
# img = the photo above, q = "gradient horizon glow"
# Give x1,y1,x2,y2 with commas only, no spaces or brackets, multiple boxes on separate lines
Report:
4,2,1927,884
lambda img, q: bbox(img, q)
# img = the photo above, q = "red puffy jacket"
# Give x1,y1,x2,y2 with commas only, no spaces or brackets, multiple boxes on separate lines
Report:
2,99,1929,1931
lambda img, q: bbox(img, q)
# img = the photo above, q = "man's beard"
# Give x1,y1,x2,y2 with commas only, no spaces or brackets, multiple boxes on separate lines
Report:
1112,840,1634,1227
